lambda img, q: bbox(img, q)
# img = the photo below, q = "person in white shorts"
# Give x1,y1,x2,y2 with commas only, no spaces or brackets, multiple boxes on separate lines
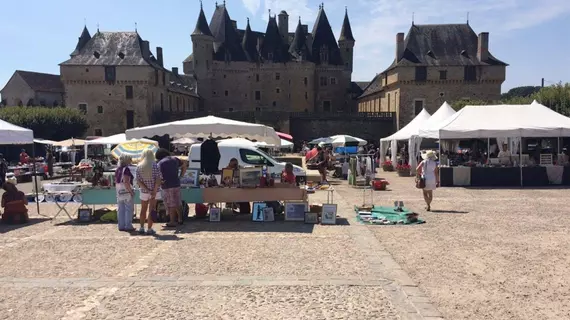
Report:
136,149,162,235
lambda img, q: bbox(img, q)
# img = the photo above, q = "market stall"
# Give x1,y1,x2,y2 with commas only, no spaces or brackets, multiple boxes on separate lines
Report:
432,101,570,187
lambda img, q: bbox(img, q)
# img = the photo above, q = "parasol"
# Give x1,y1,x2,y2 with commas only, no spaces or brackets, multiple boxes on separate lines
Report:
111,139,159,163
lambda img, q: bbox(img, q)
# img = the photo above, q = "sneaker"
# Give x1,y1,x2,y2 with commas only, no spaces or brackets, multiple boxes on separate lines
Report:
146,228,156,235
138,227,145,234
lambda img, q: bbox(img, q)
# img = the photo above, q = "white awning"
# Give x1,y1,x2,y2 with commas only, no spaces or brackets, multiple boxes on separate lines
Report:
0,119,34,145
85,133,127,145
380,109,431,141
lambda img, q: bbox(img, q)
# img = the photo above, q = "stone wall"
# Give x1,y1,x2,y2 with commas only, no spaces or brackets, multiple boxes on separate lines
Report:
0,73,36,106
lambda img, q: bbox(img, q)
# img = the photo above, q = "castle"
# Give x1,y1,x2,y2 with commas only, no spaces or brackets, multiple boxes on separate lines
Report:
184,3,360,114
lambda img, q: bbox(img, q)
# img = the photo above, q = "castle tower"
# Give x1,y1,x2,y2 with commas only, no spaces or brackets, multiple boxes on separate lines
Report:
338,8,355,72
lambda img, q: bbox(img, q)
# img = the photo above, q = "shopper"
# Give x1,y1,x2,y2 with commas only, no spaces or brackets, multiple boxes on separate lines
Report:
0,153,7,185
416,150,440,211
1,182,28,224
136,149,162,235
155,148,186,228
115,155,135,231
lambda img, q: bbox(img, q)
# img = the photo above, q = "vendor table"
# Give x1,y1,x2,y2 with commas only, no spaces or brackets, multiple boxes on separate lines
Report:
440,165,570,187
82,188,203,205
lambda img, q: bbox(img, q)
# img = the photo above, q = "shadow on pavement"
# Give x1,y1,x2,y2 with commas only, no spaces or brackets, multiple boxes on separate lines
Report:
430,210,469,214
0,217,51,234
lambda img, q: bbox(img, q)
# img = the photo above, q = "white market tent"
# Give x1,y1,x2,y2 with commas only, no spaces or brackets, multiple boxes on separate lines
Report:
0,119,34,144
417,102,457,139
85,133,127,146
437,100,570,139
380,108,431,165
125,115,281,146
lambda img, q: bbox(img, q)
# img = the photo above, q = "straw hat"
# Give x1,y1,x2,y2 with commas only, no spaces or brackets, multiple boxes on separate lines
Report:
421,150,437,160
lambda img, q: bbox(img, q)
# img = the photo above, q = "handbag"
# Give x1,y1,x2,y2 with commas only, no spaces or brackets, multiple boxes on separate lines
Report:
415,161,427,189
116,167,133,201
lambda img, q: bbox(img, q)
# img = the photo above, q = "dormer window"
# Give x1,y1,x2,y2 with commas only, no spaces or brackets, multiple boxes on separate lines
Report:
319,46,329,63
426,50,435,58
93,51,100,59
118,52,125,59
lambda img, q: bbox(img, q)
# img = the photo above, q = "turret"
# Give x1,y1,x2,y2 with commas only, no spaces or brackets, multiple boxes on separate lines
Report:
278,10,289,44
188,2,214,75
338,8,355,72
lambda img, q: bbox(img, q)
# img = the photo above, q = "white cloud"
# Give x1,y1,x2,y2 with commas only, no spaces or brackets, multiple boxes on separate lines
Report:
350,0,570,81
242,0,261,15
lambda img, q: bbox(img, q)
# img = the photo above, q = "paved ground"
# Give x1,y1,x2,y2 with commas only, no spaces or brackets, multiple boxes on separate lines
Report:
3,173,568,319
0,179,436,320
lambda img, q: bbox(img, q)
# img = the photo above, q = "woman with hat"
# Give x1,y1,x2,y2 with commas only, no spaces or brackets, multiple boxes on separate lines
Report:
416,150,440,211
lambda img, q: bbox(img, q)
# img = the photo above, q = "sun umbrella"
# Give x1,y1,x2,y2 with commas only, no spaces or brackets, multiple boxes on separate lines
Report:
308,137,331,145
111,139,159,162
329,135,367,147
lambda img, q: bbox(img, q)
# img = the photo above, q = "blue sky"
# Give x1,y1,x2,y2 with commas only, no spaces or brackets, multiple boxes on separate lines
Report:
1,0,569,92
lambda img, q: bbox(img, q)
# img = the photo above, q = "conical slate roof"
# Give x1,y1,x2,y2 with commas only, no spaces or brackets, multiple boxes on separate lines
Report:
71,26,91,56
242,18,258,61
192,5,213,36
289,19,310,60
339,10,355,41
311,7,343,65
209,4,247,61
260,16,288,62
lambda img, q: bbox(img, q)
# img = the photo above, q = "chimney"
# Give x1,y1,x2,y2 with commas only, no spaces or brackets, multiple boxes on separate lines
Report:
156,47,164,67
141,41,150,58
231,20,237,30
301,24,308,34
278,11,289,42
396,33,404,61
172,67,178,75
477,32,489,61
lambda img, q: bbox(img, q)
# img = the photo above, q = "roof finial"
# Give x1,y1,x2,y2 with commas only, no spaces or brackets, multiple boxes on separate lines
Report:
345,6,348,14
223,0,226,6
319,4,321,10
268,9,271,17
200,0,202,9
84,18,86,26
135,22,137,32
299,16,301,23
412,12,415,25
97,22,100,32
466,12,470,24
215,1,218,7
322,2,324,9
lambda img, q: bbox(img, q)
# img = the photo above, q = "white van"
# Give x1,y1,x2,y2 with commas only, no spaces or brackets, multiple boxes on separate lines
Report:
188,142,306,182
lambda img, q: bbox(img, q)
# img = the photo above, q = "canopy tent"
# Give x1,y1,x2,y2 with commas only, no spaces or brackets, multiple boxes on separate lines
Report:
172,137,197,145
33,139,56,145
217,138,256,147
407,102,457,173
276,132,293,141
125,115,281,146
0,119,34,144
438,101,570,139
380,109,431,165
85,133,127,145
53,138,86,147
280,139,294,149
309,135,366,147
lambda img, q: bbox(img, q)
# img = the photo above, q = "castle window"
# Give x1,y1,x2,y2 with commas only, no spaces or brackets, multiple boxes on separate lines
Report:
125,86,133,99
304,77,308,86
272,101,277,107
323,101,331,112
118,52,125,59
225,90,229,96
154,70,159,85
414,99,424,115
387,93,391,112
78,103,87,114
223,74,226,78
276,88,280,94
256,74,260,82
464,66,476,81
97,105,103,113
255,107,261,111
305,92,308,100
94,129,102,136
319,46,329,63
275,73,280,80
439,70,447,80
183,98,186,111
162,72,166,85
255,91,261,101
104,66,116,81
330,77,337,85
319,77,327,86
415,67,427,81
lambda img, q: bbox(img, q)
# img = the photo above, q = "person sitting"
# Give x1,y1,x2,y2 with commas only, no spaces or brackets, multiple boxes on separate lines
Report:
281,162,296,185
497,144,512,166
1,182,28,224
226,158,250,214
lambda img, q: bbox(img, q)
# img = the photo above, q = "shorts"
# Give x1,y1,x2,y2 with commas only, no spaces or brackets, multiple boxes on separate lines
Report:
140,192,162,202
161,187,181,208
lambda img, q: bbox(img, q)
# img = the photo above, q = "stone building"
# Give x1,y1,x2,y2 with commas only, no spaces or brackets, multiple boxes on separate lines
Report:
358,23,507,128
0,70,64,107
183,3,360,114
60,26,200,136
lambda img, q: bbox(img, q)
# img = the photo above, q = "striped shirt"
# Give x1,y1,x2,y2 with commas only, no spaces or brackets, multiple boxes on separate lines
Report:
136,163,162,193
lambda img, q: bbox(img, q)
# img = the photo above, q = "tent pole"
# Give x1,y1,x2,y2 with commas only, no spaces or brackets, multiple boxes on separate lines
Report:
558,137,561,158
31,144,42,217
520,135,523,187
487,138,490,164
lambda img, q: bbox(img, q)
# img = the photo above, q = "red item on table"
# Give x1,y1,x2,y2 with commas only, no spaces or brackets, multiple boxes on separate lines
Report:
281,171,296,184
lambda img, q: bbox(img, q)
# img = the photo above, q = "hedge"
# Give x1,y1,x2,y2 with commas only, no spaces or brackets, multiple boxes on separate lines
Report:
0,106,88,141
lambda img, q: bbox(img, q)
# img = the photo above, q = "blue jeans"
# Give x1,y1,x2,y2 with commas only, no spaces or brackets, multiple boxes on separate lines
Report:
117,198,134,230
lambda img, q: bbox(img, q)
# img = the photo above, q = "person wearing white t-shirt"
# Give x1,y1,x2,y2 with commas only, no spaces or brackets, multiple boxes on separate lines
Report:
497,144,512,165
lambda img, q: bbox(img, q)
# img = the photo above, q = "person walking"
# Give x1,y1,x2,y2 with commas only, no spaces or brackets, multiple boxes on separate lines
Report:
155,148,187,228
416,150,440,211
0,153,7,185
136,149,162,235
46,149,54,178
115,155,135,231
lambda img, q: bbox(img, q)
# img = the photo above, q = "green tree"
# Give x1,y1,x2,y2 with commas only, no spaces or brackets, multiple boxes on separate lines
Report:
532,82,570,116
501,86,541,100
0,106,88,141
